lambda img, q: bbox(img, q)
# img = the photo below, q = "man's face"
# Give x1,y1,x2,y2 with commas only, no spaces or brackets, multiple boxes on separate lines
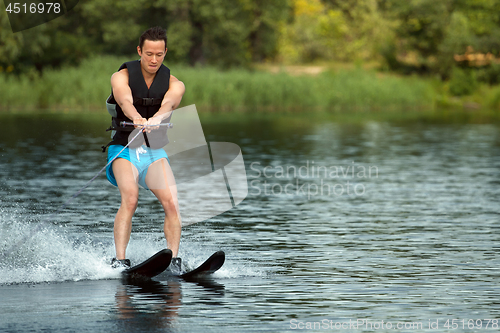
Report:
137,40,167,75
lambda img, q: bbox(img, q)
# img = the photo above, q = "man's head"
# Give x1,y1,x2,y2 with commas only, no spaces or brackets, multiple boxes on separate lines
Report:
138,26,167,51
137,27,168,75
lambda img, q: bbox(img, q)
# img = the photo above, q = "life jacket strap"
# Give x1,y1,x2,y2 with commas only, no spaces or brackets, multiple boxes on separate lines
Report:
133,97,163,106
101,141,112,153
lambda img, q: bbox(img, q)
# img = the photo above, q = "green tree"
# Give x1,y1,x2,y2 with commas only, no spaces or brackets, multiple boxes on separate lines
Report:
278,0,348,63
438,11,473,78
278,0,395,63
380,0,451,72
0,2,24,69
0,1,52,73
161,0,288,67
1,2,95,73
379,0,500,79
1,0,290,72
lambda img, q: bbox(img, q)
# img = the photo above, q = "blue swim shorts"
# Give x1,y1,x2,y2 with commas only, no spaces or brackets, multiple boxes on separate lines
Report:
106,144,170,190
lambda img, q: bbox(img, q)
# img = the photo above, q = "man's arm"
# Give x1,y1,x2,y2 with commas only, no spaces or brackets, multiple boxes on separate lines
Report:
149,75,186,123
111,69,147,126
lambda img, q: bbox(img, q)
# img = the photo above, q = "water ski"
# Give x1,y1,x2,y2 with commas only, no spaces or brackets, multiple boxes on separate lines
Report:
123,249,172,280
179,251,225,279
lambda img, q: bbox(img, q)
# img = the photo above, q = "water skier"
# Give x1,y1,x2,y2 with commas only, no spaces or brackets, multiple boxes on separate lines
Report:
103,26,185,272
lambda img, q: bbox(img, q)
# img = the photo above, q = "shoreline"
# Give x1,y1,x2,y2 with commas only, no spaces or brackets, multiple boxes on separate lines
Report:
0,56,499,122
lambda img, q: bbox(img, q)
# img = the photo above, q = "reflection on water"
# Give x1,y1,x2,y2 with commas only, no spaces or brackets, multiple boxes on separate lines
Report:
115,276,226,332
0,113,500,332
114,279,182,330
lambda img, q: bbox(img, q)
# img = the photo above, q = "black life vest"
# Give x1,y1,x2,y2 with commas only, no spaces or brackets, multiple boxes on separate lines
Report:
102,60,171,151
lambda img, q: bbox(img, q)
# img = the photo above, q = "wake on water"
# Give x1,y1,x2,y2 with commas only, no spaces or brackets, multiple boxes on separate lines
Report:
0,208,119,284
0,206,262,285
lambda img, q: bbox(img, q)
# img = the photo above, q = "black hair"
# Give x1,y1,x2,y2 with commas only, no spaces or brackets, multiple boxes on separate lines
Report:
139,26,167,50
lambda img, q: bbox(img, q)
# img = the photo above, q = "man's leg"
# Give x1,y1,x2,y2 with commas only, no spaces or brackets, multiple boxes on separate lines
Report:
145,158,181,257
112,158,139,260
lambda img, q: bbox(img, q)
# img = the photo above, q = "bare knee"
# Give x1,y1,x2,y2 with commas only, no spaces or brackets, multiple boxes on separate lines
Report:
161,197,178,217
121,192,138,212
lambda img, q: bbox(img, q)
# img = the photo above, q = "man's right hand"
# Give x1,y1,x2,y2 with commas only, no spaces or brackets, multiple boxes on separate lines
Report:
133,117,148,131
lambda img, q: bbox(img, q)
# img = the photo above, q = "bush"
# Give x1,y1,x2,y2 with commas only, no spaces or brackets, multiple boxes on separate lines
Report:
476,63,500,85
449,67,478,96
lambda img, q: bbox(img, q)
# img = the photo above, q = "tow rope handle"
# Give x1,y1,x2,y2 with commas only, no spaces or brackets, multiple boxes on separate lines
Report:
120,121,173,128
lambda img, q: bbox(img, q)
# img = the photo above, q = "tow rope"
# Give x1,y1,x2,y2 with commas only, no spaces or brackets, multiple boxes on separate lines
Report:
1,124,168,259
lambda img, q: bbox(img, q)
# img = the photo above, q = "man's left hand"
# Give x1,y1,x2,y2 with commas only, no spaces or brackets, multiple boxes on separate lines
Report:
146,117,162,132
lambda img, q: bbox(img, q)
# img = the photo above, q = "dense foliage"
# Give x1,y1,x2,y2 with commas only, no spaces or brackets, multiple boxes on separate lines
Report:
1,0,500,91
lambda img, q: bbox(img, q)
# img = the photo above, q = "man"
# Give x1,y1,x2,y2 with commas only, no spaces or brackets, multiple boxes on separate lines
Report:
104,26,185,270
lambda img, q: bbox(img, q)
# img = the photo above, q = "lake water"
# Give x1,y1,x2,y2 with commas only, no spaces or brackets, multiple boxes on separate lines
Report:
0,112,499,332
